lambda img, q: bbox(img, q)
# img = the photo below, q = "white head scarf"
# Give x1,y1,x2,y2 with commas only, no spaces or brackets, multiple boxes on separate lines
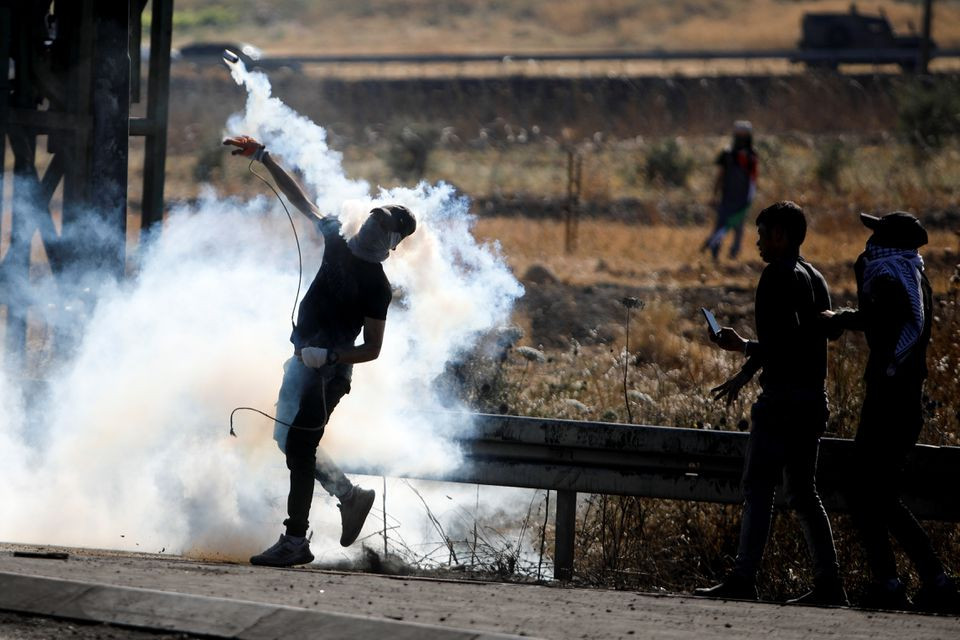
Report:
347,213,401,263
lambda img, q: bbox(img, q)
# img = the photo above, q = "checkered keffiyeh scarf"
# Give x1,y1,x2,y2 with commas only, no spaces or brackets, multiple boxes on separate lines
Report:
863,242,925,374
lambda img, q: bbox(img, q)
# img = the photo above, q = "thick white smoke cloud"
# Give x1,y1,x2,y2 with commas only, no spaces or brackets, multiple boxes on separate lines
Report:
0,62,525,560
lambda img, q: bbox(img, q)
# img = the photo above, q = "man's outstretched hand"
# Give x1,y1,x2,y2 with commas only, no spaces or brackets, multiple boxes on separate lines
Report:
710,327,748,353
223,135,265,159
711,369,752,406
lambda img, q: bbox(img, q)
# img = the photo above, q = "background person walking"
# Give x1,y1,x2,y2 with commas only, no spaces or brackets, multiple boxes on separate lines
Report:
702,120,758,261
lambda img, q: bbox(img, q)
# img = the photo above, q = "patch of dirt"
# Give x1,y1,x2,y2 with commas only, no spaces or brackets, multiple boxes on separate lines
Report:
517,248,959,349
518,277,754,348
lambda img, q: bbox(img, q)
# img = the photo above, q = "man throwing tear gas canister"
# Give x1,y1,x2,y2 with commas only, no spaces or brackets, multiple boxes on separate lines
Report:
223,135,417,567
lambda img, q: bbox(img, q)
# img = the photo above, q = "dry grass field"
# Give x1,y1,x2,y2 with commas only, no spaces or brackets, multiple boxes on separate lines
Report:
169,0,960,54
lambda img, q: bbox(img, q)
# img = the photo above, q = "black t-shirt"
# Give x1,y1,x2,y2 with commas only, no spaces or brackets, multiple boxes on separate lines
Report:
291,217,392,350
742,257,831,390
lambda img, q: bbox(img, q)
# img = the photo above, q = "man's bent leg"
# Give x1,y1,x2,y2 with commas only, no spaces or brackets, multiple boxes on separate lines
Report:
315,447,354,498
307,376,354,497
301,375,377,546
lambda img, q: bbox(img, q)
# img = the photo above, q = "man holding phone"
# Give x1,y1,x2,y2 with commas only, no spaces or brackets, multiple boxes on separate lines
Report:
696,201,845,606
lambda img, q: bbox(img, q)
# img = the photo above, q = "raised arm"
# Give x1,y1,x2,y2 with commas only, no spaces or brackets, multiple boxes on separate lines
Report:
223,135,322,222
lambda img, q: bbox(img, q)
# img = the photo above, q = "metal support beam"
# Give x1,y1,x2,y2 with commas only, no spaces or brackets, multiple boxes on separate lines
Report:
1,1,174,371
0,3,10,267
141,0,173,234
87,0,130,279
554,490,577,581
128,0,148,103
4,129,37,370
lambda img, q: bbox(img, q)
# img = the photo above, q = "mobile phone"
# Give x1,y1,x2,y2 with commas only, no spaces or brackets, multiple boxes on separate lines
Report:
701,307,721,338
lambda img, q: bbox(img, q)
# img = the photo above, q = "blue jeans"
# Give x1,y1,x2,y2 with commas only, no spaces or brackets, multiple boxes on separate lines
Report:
274,357,354,537
733,389,841,582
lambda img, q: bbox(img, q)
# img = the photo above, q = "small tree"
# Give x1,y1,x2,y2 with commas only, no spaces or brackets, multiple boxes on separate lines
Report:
814,138,850,190
898,80,960,160
386,123,440,183
643,138,694,187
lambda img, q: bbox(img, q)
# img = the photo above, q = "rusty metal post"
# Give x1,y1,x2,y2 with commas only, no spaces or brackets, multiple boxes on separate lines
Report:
88,0,130,280
140,0,174,235
564,150,582,255
554,489,577,580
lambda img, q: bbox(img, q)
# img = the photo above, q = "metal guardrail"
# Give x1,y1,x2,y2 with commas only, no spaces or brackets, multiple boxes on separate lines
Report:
363,414,960,579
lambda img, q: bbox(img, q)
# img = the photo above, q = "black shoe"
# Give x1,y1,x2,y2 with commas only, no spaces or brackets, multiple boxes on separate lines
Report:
250,534,314,567
787,577,849,607
913,577,960,615
694,575,759,601
859,580,911,611
338,487,376,547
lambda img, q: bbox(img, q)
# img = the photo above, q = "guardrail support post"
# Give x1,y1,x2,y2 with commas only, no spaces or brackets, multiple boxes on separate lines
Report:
554,490,577,581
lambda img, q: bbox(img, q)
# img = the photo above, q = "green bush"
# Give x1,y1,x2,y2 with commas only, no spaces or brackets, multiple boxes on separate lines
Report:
386,124,440,183
173,7,239,30
814,138,851,189
897,81,960,158
643,138,694,187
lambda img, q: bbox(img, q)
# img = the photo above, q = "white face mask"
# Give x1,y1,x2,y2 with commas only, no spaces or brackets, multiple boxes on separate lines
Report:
348,214,401,263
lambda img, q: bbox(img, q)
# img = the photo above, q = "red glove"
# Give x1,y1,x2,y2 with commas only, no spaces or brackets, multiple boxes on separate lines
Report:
223,135,266,161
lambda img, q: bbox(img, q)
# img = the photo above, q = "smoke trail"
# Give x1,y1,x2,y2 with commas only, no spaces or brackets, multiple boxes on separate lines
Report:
0,62,524,559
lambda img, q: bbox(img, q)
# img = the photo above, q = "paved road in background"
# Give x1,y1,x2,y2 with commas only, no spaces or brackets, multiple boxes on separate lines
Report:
0,545,957,639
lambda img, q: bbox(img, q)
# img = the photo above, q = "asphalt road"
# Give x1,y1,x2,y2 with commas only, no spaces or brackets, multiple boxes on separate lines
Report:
0,544,957,640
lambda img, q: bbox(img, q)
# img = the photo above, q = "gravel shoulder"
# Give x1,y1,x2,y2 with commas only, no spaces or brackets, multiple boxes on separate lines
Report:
1,544,957,640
